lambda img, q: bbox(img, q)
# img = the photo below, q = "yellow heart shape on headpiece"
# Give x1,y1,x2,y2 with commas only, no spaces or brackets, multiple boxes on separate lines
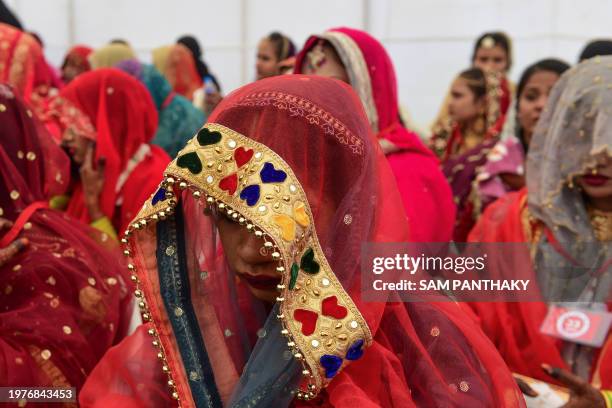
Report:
293,202,310,227
272,214,296,242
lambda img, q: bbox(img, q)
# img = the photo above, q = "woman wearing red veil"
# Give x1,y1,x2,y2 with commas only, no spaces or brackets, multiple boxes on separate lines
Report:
58,69,171,237
153,44,203,102
61,45,93,84
468,57,612,407
430,32,514,159
79,75,523,407
0,23,60,107
0,84,134,401
294,27,455,243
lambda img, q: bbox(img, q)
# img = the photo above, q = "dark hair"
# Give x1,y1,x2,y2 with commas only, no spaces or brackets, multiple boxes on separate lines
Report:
458,67,487,100
516,58,570,102
27,31,43,47
177,34,221,92
578,39,612,62
110,38,129,46
0,0,22,29
266,31,296,61
515,58,570,151
472,31,512,71
177,35,202,58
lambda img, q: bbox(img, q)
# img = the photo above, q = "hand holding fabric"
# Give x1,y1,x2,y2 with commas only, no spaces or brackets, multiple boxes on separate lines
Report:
515,376,538,398
80,143,106,221
0,218,28,267
542,364,606,408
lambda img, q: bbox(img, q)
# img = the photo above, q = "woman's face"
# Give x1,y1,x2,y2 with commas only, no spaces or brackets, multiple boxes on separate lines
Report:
301,42,350,84
577,154,612,207
256,39,280,80
518,70,560,146
213,181,337,303
62,57,87,84
473,45,508,73
448,78,484,124
61,127,90,165
215,213,280,303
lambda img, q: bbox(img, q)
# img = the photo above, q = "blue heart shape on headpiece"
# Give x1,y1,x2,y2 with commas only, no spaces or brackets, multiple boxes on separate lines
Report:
260,162,287,183
151,187,167,205
345,339,364,361
320,354,343,378
239,185,260,207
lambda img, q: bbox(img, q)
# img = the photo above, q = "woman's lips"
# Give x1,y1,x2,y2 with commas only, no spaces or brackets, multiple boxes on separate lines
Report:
582,174,610,186
238,273,281,290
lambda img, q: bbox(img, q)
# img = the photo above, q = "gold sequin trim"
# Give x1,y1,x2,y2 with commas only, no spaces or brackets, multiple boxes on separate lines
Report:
588,207,612,241
126,123,372,400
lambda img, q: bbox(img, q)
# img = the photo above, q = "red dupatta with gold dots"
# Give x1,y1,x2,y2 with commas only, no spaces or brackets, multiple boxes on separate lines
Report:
79,75,523,408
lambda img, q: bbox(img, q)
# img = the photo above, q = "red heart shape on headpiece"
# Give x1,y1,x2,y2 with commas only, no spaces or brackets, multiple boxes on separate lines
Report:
294,309,318,336
234,147,254,168
219,173,238,195
321,296,348,319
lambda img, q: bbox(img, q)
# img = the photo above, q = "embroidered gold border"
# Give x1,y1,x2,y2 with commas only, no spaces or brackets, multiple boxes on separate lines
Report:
123,123,372,402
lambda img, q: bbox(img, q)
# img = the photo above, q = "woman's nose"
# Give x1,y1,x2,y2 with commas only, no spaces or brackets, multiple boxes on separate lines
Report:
236,230,270,263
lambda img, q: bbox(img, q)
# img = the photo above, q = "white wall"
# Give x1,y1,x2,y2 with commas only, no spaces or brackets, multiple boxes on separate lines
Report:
5,0,612,129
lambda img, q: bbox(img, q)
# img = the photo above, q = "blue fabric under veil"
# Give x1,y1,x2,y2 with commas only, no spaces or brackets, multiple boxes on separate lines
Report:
116,59,206,158
155,201,302,407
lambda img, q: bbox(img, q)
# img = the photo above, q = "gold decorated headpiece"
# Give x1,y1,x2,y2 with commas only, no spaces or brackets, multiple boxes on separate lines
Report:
124,123,372,402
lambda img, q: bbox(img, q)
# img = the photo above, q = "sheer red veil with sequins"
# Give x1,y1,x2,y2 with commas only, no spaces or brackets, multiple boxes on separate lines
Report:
79,75,523,407
59,69,170,232
0,84,133,398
